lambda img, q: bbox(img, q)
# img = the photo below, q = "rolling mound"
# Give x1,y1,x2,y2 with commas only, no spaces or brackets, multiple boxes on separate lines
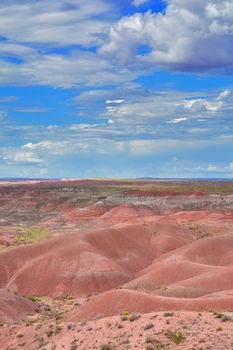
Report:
121,232,233,299
1,180,233,349
0,219,195,297
0,289,37,323
161,210,233,226
68,289,233,320
0,221,156,297
61,203,112,223
100,204,155,223
0,203,233,322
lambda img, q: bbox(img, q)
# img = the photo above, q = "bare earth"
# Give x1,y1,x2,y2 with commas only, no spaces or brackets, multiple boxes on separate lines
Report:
0,179,233,349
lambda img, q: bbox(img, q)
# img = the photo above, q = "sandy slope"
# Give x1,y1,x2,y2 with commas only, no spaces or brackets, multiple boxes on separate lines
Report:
0,199,233,349
0,312,233,349
0,289,37,323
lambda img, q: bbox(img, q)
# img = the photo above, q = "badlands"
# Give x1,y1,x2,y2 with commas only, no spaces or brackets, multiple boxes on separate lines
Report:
0,179,233,349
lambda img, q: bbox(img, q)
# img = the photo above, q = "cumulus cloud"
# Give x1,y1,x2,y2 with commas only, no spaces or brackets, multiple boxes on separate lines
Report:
0,1,232,178
100,0,233,73
1,0,233,89
2,150,45,165
103,89,233,128
174,89,232,115
182,99,222,113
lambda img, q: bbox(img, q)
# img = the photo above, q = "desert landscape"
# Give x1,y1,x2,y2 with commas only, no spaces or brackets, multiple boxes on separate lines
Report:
0,179,233,349
1,0,233,348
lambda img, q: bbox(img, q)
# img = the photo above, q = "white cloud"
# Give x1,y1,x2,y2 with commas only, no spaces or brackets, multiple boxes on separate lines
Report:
0,0,113,47
0,52,136,88
183,98,222,113
22,141,71,155
100,0,233,73
3,150,45,165
177,89,232,114
105,89,233,124
132,0,150,7
106,106,118,113
0,1,137,88
217,89,231,100
0,116,232,178
207,164,217,172
229,162,233,170
106,99,125,104
167,117,187,124
1,1,232,90
0,42,37,60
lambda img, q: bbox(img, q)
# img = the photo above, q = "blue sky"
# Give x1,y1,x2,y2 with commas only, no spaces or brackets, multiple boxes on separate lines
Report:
0,0,233,178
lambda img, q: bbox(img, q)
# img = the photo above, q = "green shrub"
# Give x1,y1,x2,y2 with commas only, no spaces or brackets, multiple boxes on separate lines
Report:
165,330,184,343
100,345,113,350
144,323,154,330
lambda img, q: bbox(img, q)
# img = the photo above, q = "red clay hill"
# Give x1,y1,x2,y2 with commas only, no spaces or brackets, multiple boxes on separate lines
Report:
1,207,233,317
0,179,233,349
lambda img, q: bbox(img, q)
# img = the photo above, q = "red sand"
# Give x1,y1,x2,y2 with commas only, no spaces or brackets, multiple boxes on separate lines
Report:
0,289,37,323
68,289,233,321
0,198,233,348
1,311,233,349
100,204,155,223
0,208,232,316
0,221,157,296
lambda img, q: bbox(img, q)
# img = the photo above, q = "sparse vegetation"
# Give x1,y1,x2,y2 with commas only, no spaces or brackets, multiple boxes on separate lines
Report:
120,314,128,321
70,345,78,350
46,330,53,337
121,310,129,316
144,323,154,330
211,310,232,321
55,325,63,333
165,330,185,343
128,312,140,322
221,314,232,322
15,227,52,243
145,337,165,350
0,179,233,349
145,345,154,350
27,295,41,302
100,344,113,350
163,312,174,317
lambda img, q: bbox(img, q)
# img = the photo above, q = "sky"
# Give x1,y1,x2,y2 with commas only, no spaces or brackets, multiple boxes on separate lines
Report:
0,0,233,179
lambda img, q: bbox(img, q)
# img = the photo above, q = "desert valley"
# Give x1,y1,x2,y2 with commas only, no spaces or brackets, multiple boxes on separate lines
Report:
1,0,233,348
0,179,233,349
